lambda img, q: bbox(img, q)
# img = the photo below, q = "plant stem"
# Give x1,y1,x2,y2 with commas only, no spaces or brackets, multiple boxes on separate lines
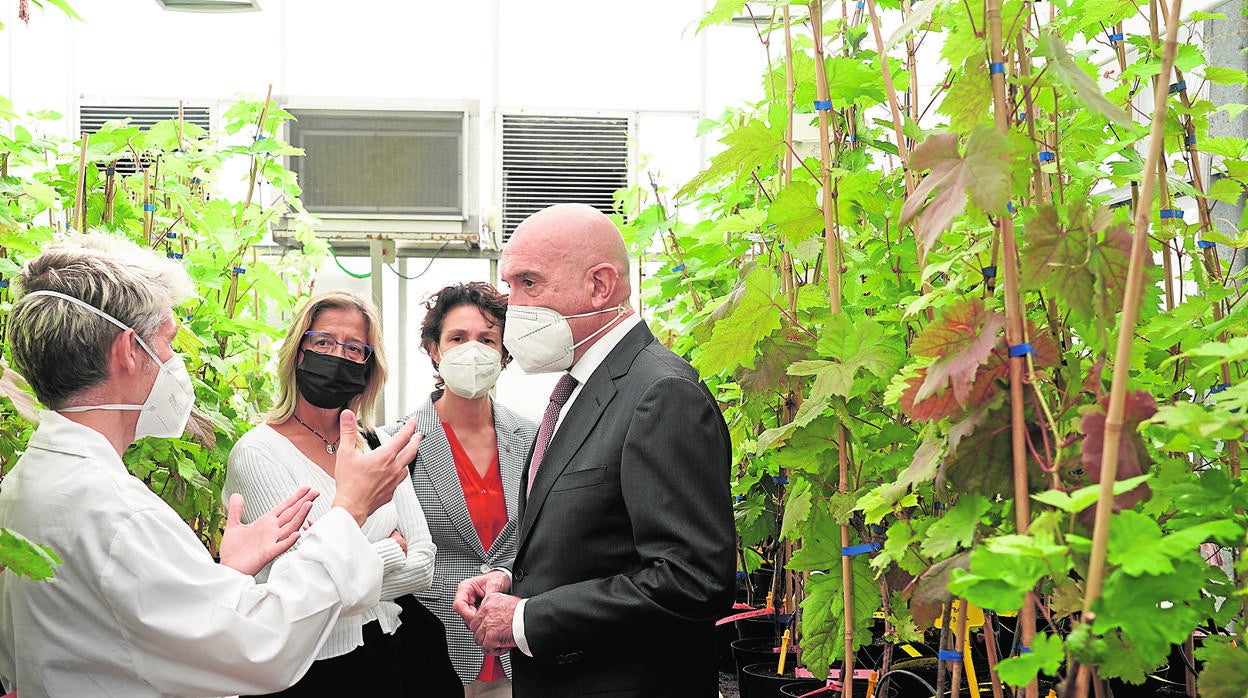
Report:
1074,1,1182,695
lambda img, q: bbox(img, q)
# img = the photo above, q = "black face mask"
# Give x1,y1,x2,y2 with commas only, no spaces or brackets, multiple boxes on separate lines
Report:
295,350,371,409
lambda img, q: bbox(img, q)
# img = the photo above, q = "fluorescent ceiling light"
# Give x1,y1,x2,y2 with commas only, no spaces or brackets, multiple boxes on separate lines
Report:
153,0,260,11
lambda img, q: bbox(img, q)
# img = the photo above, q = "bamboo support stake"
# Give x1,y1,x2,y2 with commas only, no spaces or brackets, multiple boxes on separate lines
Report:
782,6,798,314
781,7,804,652
1167,68,1241,481
984,0,1037,696
649,173,703,312
241,84,273,216
103,162,116,224
76,134,89,233
811,4,855,694
982,612,1006,698
1074,2,1183,696
226,85,276,328
949,599,969,698
812,1,842,313
143,166,154,244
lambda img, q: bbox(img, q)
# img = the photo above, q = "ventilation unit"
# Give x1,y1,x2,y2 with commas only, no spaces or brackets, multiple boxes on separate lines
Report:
284,108,477,244
500,114,630,242
78,104,212,176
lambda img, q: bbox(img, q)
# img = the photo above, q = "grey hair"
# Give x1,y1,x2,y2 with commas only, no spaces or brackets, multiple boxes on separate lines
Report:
8,233,194,410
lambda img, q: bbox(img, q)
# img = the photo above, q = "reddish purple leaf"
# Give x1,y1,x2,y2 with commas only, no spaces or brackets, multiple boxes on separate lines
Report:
1079,391,1157,510
912,299,1006,405
900,128,1012,248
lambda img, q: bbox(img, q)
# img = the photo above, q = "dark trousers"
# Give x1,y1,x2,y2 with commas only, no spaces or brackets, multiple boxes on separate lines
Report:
247,620,407,697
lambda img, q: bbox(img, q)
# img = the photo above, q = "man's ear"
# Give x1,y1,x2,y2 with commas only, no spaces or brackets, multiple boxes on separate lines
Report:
587,262,620,308
109,329,146,378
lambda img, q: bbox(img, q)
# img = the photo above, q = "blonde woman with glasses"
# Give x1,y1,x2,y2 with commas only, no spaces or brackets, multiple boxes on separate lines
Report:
225,290,436,696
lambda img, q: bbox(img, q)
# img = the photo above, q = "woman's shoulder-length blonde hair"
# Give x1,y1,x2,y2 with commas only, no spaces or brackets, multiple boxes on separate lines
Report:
266,290,388,428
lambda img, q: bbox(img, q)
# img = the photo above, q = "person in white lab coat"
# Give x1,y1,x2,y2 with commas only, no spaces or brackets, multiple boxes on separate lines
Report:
0,234,424,698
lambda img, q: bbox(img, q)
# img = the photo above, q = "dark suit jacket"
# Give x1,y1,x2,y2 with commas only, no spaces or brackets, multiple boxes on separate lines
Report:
511,322,736,697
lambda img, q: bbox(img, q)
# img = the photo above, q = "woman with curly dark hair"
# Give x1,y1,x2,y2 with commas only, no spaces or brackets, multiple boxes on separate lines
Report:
388,282,537,698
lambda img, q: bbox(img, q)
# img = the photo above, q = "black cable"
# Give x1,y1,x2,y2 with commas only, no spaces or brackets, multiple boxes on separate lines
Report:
877,668,938,697
385,241,451,280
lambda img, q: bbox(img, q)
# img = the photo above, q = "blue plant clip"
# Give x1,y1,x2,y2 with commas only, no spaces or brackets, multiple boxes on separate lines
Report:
1009,343,1034,357
672,263,686,272
982,266,998,279
814,99,833,111
1197,240,1216,249
1169,80,1187,95
143,204,156,212
772,475,789,485
989,62,1006,75
1160,209,1184,220
842,542,883,556
938,650,963,662
1038,151,1055,162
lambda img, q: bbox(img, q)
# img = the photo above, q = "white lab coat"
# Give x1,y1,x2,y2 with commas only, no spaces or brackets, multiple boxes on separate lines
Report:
0,411,382,698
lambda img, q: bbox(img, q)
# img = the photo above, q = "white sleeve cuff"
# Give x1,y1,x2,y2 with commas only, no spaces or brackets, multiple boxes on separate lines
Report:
513,597,532,656
372,538,406,572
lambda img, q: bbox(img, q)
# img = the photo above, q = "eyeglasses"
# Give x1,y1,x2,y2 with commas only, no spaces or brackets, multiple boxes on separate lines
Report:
302,331,374,364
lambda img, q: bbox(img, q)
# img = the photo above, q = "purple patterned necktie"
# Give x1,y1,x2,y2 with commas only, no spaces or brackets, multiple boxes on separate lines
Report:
527,373,578,494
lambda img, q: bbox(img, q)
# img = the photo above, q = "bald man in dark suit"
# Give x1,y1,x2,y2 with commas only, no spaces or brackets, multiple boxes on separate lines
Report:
454,203,735,697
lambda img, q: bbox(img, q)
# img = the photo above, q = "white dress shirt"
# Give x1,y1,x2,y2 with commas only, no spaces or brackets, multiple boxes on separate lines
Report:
0,411,383,698
512,312,643,655
224,424,436,660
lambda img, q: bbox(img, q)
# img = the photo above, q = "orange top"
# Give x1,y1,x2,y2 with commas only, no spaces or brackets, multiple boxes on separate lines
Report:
444,422,507,682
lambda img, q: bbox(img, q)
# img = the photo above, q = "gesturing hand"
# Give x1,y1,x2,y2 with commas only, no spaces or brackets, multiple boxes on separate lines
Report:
331,410,423,526
218,486,318,576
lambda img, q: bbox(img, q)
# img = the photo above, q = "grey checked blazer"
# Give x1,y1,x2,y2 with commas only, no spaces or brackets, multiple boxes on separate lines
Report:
389,395,537,685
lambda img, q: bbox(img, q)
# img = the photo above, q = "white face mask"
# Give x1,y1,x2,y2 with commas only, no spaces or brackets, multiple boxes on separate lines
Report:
503,305,625,374
438,341,503,400
28,290,195,440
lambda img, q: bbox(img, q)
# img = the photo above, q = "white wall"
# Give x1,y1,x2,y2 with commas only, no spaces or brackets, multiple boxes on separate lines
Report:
1,0,765,422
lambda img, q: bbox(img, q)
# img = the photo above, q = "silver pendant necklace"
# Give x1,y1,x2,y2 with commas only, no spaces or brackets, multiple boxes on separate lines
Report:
292,413,341,454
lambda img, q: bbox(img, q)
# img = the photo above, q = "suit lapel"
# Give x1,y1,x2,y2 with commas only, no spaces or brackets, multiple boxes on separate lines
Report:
516,323,654,548
488,404,528,559
415,404,489,560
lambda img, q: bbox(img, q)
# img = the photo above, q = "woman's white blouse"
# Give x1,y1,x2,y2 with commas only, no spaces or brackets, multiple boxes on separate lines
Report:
224,423,436,660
